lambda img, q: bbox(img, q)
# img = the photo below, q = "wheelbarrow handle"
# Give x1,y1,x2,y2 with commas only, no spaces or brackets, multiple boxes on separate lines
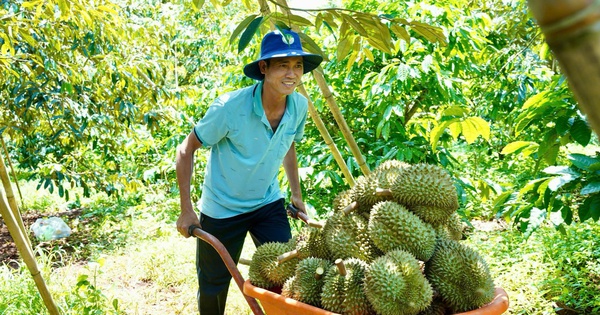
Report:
287,204,325,228
188,225,265,315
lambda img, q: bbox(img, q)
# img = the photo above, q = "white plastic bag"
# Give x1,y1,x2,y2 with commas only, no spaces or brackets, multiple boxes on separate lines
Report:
30,217,72,241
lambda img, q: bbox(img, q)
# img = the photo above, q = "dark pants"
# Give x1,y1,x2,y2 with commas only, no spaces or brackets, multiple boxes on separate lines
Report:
196,198,291,315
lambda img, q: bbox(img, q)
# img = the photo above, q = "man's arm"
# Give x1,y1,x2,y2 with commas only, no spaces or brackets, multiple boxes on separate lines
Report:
282,142,307,215
176,131,203,237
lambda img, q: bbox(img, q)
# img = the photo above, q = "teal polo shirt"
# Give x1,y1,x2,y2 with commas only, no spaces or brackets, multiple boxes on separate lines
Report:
193,82,308,219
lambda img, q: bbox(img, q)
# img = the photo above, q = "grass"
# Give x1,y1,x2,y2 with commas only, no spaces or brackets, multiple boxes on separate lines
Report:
2,182,600,314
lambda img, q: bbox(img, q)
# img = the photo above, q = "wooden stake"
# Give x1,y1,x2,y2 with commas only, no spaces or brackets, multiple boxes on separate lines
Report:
0,188,60,315
277,249,299,264
342,201,359,215
314,266,325,280
529,0,600,135
375,188,393,197
0,148,30,248
238,257,252,266
334,258,347,276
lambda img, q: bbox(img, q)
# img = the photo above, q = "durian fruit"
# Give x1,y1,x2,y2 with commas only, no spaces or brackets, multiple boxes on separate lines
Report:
323,212,381,262
373,159,410,189
292,257,332,307
345,174,388,216
368,201,437,261
292,225,331,260
281,275,298,299
248,242,298,287
364,249,433,315
390,163,459,212
321,258,375,315
425,238,495,313
409,204,457,228
333,189,354,213
417,297,447,315
435,212,464,241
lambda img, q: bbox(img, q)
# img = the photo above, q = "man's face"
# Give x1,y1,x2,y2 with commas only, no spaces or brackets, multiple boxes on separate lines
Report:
260,56,304,97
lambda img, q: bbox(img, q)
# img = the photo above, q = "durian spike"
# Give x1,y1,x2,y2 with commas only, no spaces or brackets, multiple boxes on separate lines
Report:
315,267,325,280
335,258,347,276
278,249,299,264
342,201,359,215
238,257,252,266
375,188,392,197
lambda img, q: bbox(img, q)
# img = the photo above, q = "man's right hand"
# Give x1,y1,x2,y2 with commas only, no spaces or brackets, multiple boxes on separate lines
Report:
176,207,200,238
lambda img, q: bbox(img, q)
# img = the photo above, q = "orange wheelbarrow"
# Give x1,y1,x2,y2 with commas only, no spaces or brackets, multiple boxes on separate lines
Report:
188,211,510,315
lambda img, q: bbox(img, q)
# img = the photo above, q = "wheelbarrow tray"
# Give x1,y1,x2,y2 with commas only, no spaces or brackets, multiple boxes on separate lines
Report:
243,279,509,315
189,225,509,315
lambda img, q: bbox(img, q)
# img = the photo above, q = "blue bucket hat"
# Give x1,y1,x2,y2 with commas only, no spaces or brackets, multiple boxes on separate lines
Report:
243,29,323,80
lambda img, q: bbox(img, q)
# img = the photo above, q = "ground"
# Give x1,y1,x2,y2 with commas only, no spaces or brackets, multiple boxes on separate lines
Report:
0,208,82,269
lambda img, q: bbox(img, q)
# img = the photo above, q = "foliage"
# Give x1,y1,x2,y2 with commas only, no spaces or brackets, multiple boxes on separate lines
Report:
1,0,598,236
465,221,600,314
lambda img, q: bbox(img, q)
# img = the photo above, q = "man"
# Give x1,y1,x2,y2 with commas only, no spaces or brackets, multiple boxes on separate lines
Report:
175,29,323,314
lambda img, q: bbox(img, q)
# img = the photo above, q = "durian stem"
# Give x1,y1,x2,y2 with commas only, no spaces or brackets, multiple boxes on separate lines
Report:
342,201,358,215
375,188,392,197
238,257,252,266
314,267,325,280
277,249,299,264
335,258,347,276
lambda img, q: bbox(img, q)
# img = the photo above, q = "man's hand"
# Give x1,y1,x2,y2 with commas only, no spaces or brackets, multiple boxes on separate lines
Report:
176,207,200,238
290,195,307,217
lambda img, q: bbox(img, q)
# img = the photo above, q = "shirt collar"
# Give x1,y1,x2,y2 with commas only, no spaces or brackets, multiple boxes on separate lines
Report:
252,82,294,120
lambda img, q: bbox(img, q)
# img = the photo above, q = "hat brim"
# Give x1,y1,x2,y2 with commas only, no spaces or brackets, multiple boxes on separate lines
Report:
243,51,323,81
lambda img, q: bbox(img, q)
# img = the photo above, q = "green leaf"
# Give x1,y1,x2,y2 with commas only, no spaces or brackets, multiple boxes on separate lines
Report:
468,116,490,140
430,120,454,150
555,115,572,136
569,153,600,171
524,207,546,238
442,106,468,117
342,13,368,36
238,16,263,53
270,12,313,27
548,175,578,191
501,141,535,155
192,0,205,10
336,36,353,61
581,182,600,195
543,166,580,176
543,144,559,165
460,118,479,144
570,118,591,146
409,21,446,45
230,14,258,45
297,32,327,62
522,91,548,109
579,194,600,222
390,24,410,42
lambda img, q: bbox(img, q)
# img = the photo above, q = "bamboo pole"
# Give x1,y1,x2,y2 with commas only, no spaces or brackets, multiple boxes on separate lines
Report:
0,137,23,205
298,84,355,186
273,0,371,177
528,0,600,135
0,146,30,248
311,70,371,176
0,188,61,315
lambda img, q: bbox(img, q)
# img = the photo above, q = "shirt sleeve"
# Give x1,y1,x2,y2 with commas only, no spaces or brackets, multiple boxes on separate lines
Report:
193,96,229,147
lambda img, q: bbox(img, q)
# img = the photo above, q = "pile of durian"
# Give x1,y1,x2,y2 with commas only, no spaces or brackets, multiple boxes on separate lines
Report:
248,160,496,315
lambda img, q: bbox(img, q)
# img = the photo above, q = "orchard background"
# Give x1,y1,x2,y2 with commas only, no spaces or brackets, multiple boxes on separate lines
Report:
1,0,599,314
